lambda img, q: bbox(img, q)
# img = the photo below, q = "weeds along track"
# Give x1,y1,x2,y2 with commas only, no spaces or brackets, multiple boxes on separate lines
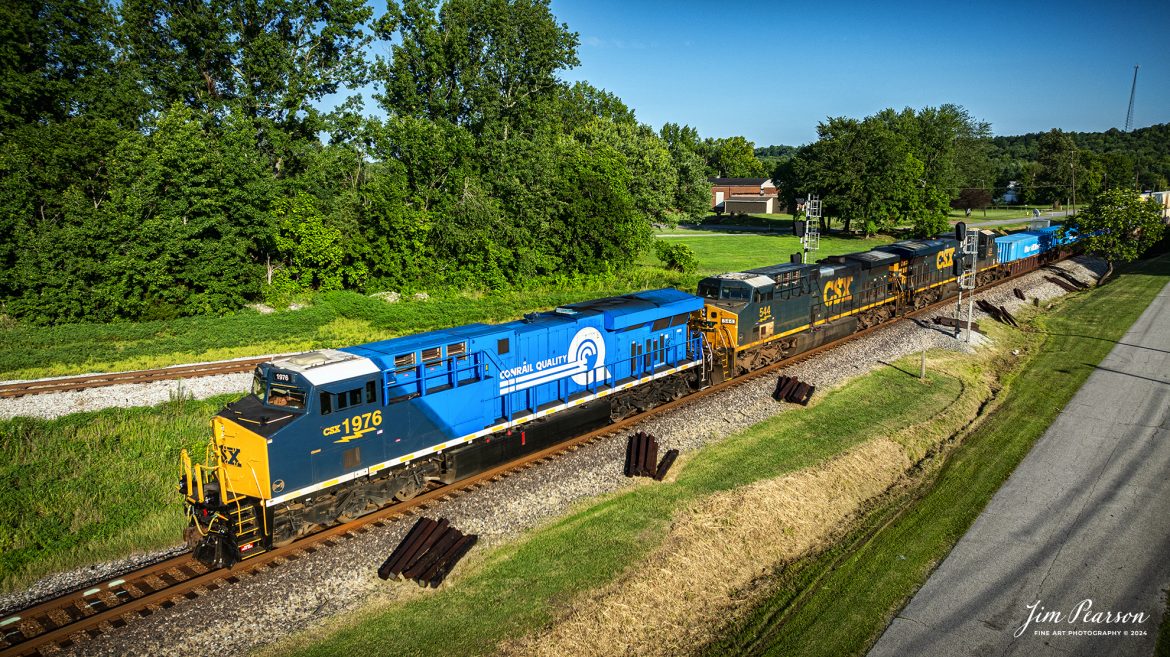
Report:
0,359,272,399
0,263,1061,657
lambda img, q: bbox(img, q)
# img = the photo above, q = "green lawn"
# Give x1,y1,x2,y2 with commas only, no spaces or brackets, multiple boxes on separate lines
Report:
0,393,237,592
648,229,893,276
275,358,969,657
705,253,1170,657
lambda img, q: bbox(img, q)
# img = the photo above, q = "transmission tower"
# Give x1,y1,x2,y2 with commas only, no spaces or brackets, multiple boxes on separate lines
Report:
1125,65,1139,132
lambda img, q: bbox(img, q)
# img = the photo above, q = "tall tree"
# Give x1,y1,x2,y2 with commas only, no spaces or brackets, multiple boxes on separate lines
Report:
120,0,372,169
1034,128,1080,206
374,0,579,141
1062,189,1166,279
701,136,767,178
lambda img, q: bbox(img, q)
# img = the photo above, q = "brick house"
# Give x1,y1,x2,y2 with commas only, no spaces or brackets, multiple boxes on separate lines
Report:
709,177,778,213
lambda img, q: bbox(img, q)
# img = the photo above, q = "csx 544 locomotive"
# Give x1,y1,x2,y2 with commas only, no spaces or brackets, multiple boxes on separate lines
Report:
181,227,1075,567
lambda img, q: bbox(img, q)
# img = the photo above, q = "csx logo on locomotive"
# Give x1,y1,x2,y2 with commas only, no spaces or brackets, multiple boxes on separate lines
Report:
936,248,956,270
823,277,854,306
219,445,241,466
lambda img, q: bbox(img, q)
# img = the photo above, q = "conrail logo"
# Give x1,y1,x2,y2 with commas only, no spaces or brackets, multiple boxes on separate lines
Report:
823,277,854,306
498,326,612,395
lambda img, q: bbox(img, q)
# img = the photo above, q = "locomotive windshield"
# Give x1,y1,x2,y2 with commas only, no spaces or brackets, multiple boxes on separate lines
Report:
250,369,306,409
267,385,306,409
697,281,750,301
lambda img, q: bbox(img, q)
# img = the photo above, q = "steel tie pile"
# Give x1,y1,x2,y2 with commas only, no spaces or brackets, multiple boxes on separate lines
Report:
624,431,678,481
772,375,815,405
378,517,478,587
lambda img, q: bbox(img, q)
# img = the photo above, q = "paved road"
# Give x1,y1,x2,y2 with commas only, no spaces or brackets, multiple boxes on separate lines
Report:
869,279,1170,657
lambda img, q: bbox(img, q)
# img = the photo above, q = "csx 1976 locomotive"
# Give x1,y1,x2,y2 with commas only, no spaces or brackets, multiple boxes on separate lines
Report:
180,226,1077,567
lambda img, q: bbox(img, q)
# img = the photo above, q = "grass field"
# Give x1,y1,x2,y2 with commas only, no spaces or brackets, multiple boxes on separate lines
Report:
0,393,238,592
646,230,892,276
704,253,1170,657
0,229,887,380
271,357,971,657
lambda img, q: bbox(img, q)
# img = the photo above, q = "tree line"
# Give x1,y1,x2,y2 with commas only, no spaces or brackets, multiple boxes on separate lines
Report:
0,0,774,325
6,0,1161,326
761,121,1170,235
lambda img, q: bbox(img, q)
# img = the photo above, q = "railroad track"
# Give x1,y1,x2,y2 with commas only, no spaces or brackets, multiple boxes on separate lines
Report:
0,261,1072,656
0,359,272,399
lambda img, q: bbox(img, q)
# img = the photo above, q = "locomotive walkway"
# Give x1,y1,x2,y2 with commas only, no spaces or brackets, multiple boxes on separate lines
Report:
868,279,1170,657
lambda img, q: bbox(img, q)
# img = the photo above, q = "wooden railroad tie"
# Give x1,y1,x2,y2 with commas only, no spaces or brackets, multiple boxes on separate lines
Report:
933,315,982,334
974,299,1020,328
379,517,478,587
624,431,678,481
772,375,815,406
1044,275,1082,293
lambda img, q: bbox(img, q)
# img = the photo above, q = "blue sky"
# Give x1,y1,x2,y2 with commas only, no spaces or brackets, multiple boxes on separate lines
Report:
358,0,1170,146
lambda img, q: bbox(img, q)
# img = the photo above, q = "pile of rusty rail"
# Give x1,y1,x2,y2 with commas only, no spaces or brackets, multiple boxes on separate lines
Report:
625,431,678,481
773,375,814,405
975,299,1020,327
378,517,477,587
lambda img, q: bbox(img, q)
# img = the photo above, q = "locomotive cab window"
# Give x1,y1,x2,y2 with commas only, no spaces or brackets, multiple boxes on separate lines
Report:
320,392,333,415
268,385,305,409
365,380,377,404
251,372,266,400
720,286,749,301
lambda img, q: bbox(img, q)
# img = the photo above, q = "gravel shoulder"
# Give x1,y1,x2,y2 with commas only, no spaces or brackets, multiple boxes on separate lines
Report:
6,258,1102,657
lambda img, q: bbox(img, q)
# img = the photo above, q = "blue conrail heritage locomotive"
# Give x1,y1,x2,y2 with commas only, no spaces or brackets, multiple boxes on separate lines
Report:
181,226,1081,567
180,289,705,566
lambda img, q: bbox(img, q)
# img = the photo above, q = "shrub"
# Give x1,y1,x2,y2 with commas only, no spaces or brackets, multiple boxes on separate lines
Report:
654,242,698,273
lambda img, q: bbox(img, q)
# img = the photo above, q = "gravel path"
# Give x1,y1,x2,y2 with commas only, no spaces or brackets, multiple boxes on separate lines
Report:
13,258,1105,657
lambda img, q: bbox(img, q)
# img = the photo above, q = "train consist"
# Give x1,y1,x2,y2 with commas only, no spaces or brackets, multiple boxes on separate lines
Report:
180,225,1078,567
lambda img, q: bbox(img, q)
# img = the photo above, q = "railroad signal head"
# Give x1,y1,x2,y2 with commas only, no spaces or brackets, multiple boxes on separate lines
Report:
955,221,967,243
793,220,807,238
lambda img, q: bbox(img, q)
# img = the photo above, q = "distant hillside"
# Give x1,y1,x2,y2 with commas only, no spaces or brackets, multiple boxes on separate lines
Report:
990,123,1170,161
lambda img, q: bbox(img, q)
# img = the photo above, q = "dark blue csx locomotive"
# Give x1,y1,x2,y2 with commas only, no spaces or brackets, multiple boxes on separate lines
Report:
181,227,1076,566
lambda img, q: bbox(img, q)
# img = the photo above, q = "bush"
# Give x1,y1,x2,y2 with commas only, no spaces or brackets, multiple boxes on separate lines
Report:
654,241,698,273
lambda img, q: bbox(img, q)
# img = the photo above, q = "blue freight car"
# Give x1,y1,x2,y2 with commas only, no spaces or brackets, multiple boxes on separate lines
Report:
181,288,705,565
994,233,1042,264
1024,225,1077,251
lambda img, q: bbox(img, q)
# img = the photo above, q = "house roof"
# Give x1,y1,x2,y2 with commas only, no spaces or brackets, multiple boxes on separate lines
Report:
708,177,773,186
